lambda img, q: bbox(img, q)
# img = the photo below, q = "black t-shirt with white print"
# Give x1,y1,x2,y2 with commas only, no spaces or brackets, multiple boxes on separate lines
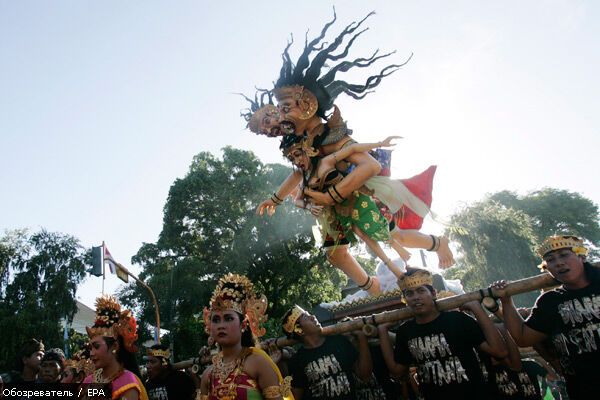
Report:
525,279,600,399
490,363,542,400
288,335,357,400
394,310,487,400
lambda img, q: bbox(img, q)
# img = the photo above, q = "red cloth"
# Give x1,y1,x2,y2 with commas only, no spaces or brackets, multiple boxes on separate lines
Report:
395,165,436,230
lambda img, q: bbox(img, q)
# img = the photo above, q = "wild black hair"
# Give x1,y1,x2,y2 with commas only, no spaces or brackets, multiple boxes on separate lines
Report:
274,9,411,118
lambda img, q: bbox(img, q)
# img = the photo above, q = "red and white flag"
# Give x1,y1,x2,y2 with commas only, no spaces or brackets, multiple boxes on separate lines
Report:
103,245,118,274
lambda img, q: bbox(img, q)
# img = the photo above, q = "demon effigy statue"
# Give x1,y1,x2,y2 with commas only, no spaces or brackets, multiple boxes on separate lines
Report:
242,10,454,295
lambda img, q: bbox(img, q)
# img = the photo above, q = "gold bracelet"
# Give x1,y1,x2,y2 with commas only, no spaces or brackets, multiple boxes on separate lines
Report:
262,385,281,399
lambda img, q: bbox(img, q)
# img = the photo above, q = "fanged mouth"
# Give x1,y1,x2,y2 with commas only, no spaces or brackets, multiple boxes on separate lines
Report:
268,126,283,137
281,120,296,135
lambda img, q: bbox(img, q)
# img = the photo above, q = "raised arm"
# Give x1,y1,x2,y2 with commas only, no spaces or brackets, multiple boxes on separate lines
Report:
492,281,548,347
320,136,401,171
256,170,303,216
352,330,373,381
461,300,508,359
377,324,408,379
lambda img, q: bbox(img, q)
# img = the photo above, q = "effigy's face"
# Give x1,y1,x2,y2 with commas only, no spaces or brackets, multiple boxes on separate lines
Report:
286,148,309,171
275,86,319,135
249,105,283,137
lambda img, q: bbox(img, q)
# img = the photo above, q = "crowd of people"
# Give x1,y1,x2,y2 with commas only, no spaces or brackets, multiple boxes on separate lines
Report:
1,234,597,400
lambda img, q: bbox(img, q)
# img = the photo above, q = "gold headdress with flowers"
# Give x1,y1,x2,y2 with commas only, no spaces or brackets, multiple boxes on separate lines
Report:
282,305,307,335
536,235,588,258
536,235,588,269
398,269,434,291
64,346,94,376
203,274,268,338
86,295,138,353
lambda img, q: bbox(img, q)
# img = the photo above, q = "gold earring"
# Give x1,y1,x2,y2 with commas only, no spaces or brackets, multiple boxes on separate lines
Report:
112,349,117,354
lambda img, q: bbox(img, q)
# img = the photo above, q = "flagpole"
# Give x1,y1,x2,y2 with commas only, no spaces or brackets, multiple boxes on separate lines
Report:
102,241,106,295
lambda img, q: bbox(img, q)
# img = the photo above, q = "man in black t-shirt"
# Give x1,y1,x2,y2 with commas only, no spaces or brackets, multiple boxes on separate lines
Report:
378,267,508,400
281,305,373,400
494,235,600,400
144,344,196,400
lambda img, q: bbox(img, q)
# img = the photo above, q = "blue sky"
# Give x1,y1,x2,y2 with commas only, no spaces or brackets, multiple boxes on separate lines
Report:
1,1,598,308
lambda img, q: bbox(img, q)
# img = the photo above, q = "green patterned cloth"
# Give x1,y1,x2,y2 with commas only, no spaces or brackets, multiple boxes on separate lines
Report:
335,192,391,244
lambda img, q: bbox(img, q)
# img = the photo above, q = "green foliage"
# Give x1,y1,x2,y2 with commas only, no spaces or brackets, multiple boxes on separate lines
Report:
120,147,343,360
490,188,600,246
0,229,87,371
66,329,88,358
447,189,600,307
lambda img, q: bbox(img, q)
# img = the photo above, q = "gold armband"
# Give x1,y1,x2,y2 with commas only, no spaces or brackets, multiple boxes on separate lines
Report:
262,385,281,399
262,376,293,398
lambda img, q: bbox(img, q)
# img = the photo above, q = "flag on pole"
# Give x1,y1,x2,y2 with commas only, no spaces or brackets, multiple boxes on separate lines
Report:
103,245,118,274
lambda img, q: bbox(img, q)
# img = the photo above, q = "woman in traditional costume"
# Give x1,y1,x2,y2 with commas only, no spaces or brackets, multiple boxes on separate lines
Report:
82,295,148,400
198,274,292,400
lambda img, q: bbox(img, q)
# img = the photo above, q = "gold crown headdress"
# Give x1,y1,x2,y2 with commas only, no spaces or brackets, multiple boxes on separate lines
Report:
282,305,307,335
146,348,171,359
536,235,588,269
398,269,434,291
203,274,268,338
86,295,138,352
280,134,319,158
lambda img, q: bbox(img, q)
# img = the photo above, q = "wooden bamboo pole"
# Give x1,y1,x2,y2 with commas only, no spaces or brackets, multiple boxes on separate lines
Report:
173,273,559,370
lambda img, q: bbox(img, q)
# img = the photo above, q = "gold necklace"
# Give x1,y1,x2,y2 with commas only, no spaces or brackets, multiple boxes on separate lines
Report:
211,348,251,400
212,353,240,383
93,367,124,383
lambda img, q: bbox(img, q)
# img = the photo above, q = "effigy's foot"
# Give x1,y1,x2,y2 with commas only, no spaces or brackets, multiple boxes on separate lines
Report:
437,236,455,269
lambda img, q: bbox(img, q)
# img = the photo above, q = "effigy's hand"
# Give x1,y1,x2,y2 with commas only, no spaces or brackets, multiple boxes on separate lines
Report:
303,188,335,206
307,203,324,217
256,198,278,216
379,136,403,148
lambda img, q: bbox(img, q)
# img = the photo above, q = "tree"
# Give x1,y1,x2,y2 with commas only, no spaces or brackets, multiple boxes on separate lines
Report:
446,189,600,307
490,188,600,247
120,147,344,360
0,229,87,371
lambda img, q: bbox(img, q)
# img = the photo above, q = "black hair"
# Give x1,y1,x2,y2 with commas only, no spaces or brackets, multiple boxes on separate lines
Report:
16,338,44,370
104,336,142,379
584,261,600,282
275,9,409,118
41,348,65,370
235,312,258,348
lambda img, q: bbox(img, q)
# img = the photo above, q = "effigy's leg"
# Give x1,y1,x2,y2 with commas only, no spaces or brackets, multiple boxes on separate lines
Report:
389,238,411,262
351,225,405,280
326,245,381,295
391,228,455,269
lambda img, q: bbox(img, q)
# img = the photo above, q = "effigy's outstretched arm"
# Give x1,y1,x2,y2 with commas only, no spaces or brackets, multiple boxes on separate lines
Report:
256,169,303,216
